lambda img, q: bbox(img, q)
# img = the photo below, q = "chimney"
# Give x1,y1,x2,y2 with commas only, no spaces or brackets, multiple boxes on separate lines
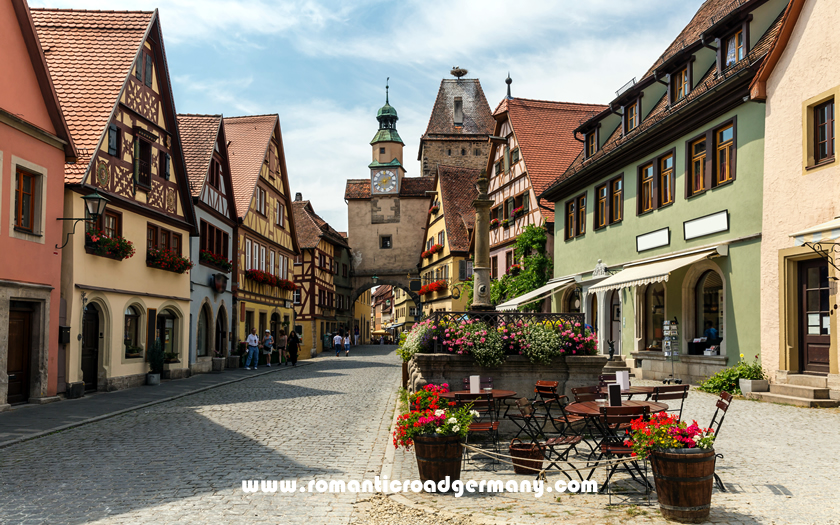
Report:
454,97,463,126
294,192,302,202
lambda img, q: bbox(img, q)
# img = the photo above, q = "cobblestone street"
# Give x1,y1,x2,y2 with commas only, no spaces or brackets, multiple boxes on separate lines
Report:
0,346,401,525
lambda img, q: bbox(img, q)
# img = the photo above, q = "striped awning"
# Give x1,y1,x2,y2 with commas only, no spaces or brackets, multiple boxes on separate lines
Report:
587,249,721,295
495,277,576,312
790,218,840,246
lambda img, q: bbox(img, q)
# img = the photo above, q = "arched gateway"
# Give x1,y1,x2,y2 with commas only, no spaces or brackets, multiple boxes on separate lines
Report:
349,278,421,312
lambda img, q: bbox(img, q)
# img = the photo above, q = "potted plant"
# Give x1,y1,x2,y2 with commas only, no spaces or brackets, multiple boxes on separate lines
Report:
625,413,717,522
393,384,475,486
699,353,768,395
164,352,180,364
147,338,164,385
501,218,509,228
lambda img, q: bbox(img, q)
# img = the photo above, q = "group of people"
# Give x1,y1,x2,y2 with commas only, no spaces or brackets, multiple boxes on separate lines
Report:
244,327,301,369
333,330,351,357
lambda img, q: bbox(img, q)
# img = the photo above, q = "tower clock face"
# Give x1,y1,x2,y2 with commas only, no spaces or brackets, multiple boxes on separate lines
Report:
372,169,398,194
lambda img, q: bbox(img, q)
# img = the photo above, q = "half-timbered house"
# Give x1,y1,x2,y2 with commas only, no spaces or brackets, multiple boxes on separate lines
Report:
178,114,237,373
33,8,198,394
486,96,606,292
225,114,299,360
292,195,350,357
0,0,76,408
419,165,478,316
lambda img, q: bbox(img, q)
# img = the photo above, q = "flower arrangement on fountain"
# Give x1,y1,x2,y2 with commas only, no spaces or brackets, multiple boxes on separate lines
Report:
498,321,598,364
418,279,448,295
624,412,716,458
438,319,505,367
147,248,193,273
199,249,233,272
393,383,476,450
396,319,439,362
421,244,444,259
85,229,135,260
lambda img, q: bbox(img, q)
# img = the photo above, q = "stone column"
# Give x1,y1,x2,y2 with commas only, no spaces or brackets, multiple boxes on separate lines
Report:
471,172,494,311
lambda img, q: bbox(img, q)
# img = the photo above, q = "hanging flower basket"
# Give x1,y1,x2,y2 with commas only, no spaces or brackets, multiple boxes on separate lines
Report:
199,250,232,272
147,248,193,273
85,229,135,260
512,205,525,217
501,218,510,228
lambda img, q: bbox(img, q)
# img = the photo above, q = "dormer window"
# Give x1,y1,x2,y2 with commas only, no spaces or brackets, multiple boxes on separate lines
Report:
724,30,745,67
671,68,689,103
625,100,639,134
454,97,463,126
585,131,597,158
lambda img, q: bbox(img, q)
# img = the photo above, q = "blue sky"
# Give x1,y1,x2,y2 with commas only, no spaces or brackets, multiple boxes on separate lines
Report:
32,0,705,231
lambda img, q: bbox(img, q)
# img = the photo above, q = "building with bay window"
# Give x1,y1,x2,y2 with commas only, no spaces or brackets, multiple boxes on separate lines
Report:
178,114,237,373
0,0,77,409
226,114,300,360
34,8,198,393
541,0,788,383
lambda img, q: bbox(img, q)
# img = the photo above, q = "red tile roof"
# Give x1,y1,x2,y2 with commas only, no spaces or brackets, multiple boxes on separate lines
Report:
436,165,479,254
344,176,436,200
223,114,277,218
292,200,349,250
496,98,608,221
31,8,154,183
176,114,221,198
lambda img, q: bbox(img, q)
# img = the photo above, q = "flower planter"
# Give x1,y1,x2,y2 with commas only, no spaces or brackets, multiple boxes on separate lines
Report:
650,448,716,523
738,378,768,393
146,373,161,386
212,357,226,372
414,434,463,485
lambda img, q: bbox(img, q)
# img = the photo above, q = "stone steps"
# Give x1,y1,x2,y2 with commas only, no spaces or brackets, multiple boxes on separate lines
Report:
770,383,831,399
787,374,828,388
747,392,839,408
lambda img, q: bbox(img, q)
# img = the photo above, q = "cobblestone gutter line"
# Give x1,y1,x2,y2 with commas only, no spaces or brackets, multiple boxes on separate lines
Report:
0,362,313,450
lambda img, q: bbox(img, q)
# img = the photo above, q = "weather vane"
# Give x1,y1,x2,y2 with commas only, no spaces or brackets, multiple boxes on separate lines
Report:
386,77,389,104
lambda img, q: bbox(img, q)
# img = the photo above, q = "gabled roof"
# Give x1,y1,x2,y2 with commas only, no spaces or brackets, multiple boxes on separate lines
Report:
8,0,77,162
177,114,221,197
493,98,607,221
750,0,807,100
291,200,349,250
344,176,436,200
31,8,154,183
223,114,278,218
422,79,494,138
435,165,479,254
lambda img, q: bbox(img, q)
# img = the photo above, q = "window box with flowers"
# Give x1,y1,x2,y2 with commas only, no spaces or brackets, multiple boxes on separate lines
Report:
508,263,522,276
418,279,448,296
85,229,135,261
421,244,444,259
147,248,194,274
429,205,440,215
501,218,510,228
490,218,500,229
512,206,525,218
244,269,278,287
277,279,297,291
199,250,232,273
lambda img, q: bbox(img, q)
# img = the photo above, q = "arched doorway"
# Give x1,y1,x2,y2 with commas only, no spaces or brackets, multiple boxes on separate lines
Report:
82,303,100,391
610,290,621,355
215,307,228,357
197,305,210,358
157,308,178,359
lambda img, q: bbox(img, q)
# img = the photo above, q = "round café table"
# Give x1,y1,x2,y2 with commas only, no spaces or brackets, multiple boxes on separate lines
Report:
441,389,517,419
564,399,668,417
594,385,655,399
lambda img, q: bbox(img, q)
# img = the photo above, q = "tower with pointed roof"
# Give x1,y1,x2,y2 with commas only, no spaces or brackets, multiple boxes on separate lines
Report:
369,80,406,195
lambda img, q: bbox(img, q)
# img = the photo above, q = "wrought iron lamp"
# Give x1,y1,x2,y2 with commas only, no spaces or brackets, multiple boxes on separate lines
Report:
372,274,379,284
56,191,109,249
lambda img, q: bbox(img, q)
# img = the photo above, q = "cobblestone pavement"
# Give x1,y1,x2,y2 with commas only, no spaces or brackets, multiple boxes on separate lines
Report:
389,382,840,525
0,345,401,525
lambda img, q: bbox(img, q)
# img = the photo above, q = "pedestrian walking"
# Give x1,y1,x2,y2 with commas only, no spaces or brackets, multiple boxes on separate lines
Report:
333,330,343,357
262,329,274,366
245,328,260,370
379,335,384,345
343,332,350,357
286,330,299,366
354,325,360,346
277,329,288,365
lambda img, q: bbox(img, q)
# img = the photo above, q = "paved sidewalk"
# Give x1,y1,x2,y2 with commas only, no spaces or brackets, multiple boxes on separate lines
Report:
0,360,312,447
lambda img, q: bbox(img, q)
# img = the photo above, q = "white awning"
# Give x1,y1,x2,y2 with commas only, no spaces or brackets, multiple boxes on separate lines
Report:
790,217,840,246
495,277,576,312
587,249,721,295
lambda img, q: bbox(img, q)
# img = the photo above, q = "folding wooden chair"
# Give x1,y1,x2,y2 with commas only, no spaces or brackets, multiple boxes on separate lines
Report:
534,384,589,447
596,405,652,496
454,392,499,470
598,374,617,387
571,385,606,402
709,391,733,492
651,384,689,421
507,397,548,442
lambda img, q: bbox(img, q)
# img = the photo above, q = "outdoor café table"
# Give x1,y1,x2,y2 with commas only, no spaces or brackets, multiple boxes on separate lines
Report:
441,389,517,419
594,385,655,400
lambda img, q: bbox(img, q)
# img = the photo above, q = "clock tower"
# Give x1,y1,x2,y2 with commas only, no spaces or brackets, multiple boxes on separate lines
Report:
369,80,405,194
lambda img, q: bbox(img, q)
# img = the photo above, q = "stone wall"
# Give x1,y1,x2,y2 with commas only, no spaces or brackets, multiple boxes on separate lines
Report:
421,140,490,178
629,352,728,384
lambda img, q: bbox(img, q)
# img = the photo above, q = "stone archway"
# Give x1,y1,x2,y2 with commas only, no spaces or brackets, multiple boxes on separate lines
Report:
349,278,421,312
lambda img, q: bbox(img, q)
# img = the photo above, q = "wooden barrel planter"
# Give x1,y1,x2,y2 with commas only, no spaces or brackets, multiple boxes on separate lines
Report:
413,434,463,485
650,448,716,523
509,439,545,475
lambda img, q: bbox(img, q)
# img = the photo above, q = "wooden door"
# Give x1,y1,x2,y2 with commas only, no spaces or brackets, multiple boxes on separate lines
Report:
799,260,831,375
82,307,99,391
7,311,31,404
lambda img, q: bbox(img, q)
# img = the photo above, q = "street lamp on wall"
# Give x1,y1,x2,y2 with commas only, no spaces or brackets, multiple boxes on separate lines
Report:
56,191,110,249
372,274,379,284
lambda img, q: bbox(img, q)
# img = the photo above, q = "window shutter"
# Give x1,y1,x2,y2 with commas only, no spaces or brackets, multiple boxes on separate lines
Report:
704,131,714,191
163,153,170,180
146,308,157,355
279,204,285,227
523,192,530,213
467,261,474,276
144,54,153,87
260,246,266,271
108,124,118,156
275,202,279,224
253,243,259,270
245,240,251,270
270,251,275,276
459,260,466,281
